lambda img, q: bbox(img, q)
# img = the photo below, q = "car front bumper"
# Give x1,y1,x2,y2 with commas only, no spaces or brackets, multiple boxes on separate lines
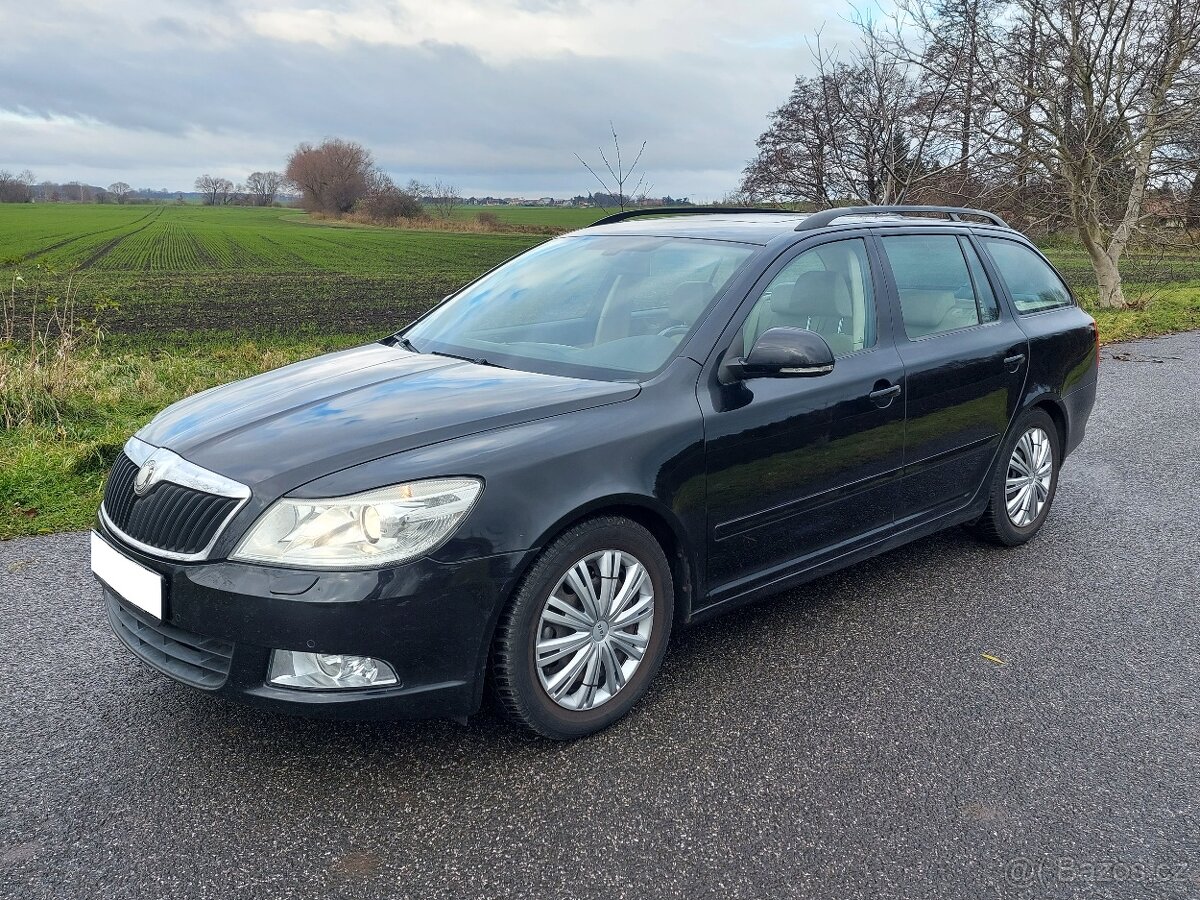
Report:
93,521,526,721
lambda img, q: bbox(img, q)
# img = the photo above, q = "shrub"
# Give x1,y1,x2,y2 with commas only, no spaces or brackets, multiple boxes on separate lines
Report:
1,267,109,430
357,176,424,222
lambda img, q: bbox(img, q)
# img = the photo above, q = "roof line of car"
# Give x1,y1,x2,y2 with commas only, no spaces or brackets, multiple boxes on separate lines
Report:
574,218,1023,247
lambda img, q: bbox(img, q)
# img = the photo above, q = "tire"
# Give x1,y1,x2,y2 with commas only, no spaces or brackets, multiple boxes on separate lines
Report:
971,408,1061,546
491,516,674,740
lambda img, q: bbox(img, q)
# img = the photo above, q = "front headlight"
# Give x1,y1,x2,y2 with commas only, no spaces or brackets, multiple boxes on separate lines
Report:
231,477,482,568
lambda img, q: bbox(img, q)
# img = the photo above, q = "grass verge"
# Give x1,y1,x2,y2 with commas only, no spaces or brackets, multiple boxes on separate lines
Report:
1,332,369,539
1081,283,1200,342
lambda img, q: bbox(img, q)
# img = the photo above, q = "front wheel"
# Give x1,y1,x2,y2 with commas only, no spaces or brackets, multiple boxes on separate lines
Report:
971,408,1060,546
491,516,673,739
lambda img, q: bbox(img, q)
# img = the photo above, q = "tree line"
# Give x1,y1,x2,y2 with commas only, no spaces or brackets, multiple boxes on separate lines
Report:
1,172,193,205
2,139,464,224
193,172,287,207
194,139,464,222
740,0,1200,308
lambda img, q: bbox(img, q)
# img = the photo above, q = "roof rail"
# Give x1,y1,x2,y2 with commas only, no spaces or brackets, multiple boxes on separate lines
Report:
589,206,804,227
795,205,1009,231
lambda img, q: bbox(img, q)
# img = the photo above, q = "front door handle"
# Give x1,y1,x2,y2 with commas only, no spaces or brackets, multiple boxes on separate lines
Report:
868,384,902,406
1004,353,1026,372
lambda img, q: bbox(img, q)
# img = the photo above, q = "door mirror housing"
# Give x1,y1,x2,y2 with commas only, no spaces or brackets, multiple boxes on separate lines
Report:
725,327,836,380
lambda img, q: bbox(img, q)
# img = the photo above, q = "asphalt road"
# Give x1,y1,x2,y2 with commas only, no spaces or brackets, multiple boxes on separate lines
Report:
2,332,1198,900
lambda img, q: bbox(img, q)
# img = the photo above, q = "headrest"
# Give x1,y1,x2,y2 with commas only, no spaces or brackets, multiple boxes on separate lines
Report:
900,289,957,328
780,270,853,318
668,281,715,321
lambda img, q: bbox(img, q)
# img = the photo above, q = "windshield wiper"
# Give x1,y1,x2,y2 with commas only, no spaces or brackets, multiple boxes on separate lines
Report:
393,334,421,353
429,350,505,368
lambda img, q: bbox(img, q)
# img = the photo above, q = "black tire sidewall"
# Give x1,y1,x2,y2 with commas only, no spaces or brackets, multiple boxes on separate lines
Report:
497,518,673,739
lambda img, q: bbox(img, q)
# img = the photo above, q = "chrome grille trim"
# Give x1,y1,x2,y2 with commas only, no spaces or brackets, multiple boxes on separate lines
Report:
101,437,251,562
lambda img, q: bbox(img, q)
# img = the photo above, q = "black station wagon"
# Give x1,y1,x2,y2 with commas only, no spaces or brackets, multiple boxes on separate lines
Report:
91,206,1099,739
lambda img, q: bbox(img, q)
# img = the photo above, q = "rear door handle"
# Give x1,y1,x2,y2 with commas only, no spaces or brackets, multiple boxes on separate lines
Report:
1004,353,1026,372
868,384,902,405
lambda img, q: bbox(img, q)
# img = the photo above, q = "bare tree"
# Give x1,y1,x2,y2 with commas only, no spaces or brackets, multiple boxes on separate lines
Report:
244,171,284,206
194,174,218,206
429,179,461,218
886,0,1200,308
62,180,90,203
0,170,35,203
576,123,650,211
911,0,1003,181
741,76,836,205
108,182,133,204
285,139,375,215
741,27,963,206
194,174,234,206
359,172,424,221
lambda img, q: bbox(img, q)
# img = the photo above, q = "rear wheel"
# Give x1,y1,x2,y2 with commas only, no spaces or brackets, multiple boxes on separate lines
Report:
491,516,673,739
971,408,1060,546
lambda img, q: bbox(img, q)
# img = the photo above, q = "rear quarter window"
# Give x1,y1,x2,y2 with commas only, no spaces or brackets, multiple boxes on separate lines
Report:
980,238,1074,314
880,234,995,339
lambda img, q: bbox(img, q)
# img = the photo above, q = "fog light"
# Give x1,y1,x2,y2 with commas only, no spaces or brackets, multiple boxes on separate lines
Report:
268,650,399,690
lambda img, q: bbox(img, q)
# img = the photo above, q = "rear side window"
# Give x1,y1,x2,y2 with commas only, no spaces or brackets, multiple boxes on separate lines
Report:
980,238,1074,314
880,234,997,339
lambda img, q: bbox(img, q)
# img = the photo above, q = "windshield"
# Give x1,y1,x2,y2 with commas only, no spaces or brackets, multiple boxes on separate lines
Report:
404,235,758,379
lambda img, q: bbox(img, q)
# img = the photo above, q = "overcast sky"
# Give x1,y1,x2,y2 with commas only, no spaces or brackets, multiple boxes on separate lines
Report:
0,0,857,199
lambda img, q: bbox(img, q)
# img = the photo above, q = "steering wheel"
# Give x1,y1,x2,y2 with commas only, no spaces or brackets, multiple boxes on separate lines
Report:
657,323,690,338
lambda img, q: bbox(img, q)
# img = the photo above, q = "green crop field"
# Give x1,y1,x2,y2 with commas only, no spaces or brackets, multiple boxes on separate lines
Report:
0,203,597,272
0,204,561,336
1,201,1198,343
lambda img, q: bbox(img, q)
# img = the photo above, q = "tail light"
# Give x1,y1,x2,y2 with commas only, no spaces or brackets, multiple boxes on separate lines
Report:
1092,319,1100,368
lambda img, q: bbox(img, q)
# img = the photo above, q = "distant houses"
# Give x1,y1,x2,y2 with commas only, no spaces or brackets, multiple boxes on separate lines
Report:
463,194,693,208
466,195,592,208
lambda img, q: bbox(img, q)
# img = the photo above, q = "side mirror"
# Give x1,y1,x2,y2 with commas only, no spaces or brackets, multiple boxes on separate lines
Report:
725,326,835,380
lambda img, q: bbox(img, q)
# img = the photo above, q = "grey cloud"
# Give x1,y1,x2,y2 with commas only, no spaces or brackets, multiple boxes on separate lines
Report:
2,2,823,197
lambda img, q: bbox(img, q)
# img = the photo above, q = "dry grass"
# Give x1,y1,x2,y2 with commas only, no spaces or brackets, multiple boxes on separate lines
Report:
331,209,567,235
0,329,364,538
0,267,110,431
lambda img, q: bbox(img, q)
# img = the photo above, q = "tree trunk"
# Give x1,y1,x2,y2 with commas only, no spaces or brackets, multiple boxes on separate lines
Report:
1085,243,1127,309
1187,172,1200,229
1071,191,1128,310
959,0,977,180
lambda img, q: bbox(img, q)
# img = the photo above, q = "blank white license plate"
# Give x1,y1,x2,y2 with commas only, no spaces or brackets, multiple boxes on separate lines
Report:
91,531,164,620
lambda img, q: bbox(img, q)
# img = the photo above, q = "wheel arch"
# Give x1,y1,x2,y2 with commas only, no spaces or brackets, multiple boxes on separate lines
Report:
1027,393,1068,452
523,495,699,631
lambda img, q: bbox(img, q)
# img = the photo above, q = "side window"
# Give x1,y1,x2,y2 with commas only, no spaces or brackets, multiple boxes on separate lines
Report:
739,238,876,358
960,238,1000,324
881,234,993,339
980,238,1074,314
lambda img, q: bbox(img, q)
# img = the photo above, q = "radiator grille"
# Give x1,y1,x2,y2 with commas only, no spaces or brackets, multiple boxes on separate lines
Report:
102,452,239,556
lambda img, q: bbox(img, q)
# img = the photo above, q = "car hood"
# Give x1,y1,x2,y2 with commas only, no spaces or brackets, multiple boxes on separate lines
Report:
137,342,639,496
